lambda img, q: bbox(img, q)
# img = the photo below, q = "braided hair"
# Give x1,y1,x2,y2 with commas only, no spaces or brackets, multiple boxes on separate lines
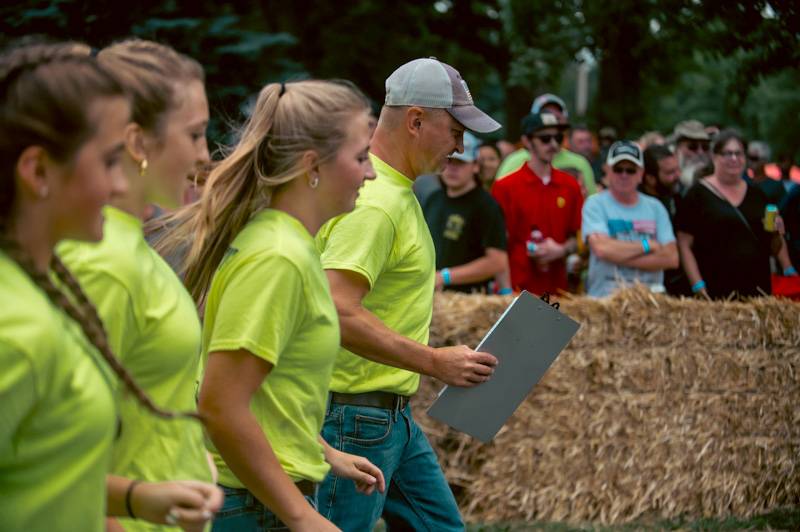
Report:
0,42,199,420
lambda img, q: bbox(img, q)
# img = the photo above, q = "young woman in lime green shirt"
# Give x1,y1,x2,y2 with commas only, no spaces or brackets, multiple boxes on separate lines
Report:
57,40,216,532
156,80,385,531
0,42,221,532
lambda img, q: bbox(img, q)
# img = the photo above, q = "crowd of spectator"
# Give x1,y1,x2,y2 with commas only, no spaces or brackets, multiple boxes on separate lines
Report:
416,92,800,300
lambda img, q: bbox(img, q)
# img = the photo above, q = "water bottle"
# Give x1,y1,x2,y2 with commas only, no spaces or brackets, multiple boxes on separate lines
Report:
526,227,549,272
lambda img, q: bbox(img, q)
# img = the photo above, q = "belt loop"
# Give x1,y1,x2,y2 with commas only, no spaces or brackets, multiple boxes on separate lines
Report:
326,392,332,416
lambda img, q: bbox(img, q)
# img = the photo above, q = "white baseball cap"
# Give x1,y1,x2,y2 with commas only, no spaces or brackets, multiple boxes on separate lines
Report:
606,141,644,168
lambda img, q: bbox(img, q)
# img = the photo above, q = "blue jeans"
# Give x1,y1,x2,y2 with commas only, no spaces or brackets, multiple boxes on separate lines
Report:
318,401,464,532
212,485,317,532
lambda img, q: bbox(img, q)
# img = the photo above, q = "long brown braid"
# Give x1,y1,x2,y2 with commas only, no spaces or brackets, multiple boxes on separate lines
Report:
0,42,200,421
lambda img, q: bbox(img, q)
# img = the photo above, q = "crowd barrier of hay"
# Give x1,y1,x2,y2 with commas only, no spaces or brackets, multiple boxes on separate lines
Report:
414,287,800,524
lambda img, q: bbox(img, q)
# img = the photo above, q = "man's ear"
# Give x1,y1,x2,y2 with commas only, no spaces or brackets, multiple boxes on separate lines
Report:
15,145,51,199
124,122,147,163
520,134,533,152
406,107,425,137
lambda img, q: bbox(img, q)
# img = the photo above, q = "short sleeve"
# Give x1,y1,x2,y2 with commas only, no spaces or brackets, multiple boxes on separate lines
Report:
654,202,676,244
318,206,396,288
574,156,597,195
0,340,37,456
491,181,512,222
581,196,608,241
207,254,304,367
482,196,508,251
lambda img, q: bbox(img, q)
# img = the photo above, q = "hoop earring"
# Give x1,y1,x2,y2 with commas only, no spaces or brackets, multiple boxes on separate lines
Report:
309,174,320,189
139,159,149,177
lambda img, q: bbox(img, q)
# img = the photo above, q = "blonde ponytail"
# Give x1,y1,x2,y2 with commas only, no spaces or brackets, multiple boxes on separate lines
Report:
152,79,370,305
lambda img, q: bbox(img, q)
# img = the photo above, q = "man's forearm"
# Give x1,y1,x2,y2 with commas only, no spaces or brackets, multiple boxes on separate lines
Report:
338,304,435,376
621,243,679,271
589,236,647,264
445,251,507,286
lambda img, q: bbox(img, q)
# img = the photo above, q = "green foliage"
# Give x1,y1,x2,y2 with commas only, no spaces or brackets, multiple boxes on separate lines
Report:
1,0,797,159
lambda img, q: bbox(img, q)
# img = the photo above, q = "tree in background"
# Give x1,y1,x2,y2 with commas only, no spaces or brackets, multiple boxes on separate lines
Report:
2,0,797,161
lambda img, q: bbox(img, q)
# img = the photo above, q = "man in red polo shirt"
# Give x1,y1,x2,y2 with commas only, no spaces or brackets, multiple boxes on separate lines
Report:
492,111,583,295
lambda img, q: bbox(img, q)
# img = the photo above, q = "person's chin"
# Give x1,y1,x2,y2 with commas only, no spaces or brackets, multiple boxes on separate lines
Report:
434,158,449,174
79,217,106,243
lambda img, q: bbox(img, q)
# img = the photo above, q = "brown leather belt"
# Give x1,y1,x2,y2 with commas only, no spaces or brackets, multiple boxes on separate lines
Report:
295,479,317,496
329,391,410,411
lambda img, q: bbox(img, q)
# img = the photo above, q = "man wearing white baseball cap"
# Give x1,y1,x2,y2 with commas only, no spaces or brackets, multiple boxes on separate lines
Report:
582,140,678,297
316,57,501,530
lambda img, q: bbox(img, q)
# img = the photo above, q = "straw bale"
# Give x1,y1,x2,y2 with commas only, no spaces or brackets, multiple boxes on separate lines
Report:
417,286,800,524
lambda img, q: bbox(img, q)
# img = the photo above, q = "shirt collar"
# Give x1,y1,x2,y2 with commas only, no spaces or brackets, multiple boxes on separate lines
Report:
104,205,143,231
522,163,551,186
369,153,413,189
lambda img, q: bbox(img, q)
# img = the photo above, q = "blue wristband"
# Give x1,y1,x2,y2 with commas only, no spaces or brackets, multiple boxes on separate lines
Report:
441,268,452,286
641,239,651,254
498,287,513,295
691,280,706,293
784,266,798,276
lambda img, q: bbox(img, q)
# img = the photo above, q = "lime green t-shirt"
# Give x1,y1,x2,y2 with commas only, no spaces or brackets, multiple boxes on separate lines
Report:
496,147,597,195
58,206,210,531
0,251,116,532
316,154,435,396
203,209,339,486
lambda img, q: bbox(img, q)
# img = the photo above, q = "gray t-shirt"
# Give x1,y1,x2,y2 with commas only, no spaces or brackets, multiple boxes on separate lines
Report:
582,191,675,297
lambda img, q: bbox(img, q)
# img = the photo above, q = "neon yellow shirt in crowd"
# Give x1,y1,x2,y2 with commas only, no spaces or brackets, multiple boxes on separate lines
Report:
317,153,436,396
0,251,116,532
203,209,339,486
496,147,597,195
58,206,211,531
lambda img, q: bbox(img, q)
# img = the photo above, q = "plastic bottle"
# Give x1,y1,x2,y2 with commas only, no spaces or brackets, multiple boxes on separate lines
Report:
526,227,549,272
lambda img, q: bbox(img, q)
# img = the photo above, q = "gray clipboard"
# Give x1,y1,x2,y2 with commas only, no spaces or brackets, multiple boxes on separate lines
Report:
427,291,580,443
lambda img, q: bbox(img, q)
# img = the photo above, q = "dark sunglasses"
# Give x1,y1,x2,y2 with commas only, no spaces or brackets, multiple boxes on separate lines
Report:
686,141,709,153
612,166,638,175
747,153,763,162
533,133,564,145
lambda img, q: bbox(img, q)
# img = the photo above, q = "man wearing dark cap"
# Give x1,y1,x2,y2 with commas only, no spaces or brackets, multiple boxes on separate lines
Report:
495,93,597,195
316,57,501,531
492,111,583,296
583,141,678,297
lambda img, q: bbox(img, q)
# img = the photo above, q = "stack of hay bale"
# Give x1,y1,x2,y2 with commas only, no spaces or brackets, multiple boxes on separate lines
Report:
414,287,800,524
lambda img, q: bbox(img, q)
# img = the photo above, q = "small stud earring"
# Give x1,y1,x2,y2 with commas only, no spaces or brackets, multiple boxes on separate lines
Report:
139,159,149,177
